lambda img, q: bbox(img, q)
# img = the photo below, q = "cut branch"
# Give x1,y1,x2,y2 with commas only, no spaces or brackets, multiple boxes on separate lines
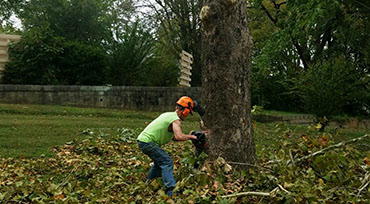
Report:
206,160,273,172
265,134,370,166
291,134,370,165
221,186,288,198
278,184,291,194
357,172,370,197
221,190,270,198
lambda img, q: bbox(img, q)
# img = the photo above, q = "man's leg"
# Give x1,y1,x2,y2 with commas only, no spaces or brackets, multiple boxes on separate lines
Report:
138,141,176,196
160,159,176,197
138,141,161,181
147,162,161,180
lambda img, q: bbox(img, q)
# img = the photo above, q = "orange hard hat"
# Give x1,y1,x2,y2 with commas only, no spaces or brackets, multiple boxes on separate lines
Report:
176,96,194,117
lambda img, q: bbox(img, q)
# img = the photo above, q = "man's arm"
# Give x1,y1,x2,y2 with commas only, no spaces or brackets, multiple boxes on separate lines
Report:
172,120,197,141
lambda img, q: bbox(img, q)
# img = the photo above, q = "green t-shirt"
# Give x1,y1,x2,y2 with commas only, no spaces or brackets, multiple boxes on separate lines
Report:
137,112,180,146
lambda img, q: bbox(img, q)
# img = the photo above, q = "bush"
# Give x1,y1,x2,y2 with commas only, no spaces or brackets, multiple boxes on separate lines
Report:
299,58,370,117
2,26,108,85
59,41,107,85
2,26,64,84
251,65,302,112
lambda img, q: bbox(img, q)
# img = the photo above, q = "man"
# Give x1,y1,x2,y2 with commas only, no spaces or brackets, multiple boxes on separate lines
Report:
137,96,202,197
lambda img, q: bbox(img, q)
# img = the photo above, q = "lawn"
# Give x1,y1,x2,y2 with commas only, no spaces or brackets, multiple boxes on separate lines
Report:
1,103,368,158
0,104,201,158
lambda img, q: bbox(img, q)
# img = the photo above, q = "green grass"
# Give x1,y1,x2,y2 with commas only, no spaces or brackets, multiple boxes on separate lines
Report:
0,104,201,158
260,110,313,116
0,103,368,158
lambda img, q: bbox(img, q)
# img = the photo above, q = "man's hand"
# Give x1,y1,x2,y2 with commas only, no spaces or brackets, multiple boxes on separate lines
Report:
199,120,210,135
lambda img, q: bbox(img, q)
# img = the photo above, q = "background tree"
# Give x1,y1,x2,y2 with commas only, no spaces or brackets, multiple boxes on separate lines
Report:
19,0,120,45
248,0,370,116
2,26,107,85
109,21,156,86
2,0,180,86
2,27,65,84
0,0,25,33
143,0,203,86
0,0,24,24
298,58,369,116
200,0,256,165
1,0,138,85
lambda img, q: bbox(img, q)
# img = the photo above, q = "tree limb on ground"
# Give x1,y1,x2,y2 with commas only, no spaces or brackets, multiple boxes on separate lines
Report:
291,134,369,165
220,184,291,199
220,190,270,198
265,134,369,166
357,172,370,198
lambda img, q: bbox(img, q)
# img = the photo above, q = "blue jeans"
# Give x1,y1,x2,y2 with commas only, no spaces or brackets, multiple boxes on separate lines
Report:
137,141,176,196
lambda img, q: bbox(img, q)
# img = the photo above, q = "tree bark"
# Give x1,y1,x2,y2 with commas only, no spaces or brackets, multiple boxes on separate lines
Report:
200,0,256,166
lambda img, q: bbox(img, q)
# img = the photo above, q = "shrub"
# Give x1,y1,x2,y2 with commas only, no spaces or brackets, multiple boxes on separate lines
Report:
59,41,107,85
299,58,370,117
2,26,64,84
2,26,108,85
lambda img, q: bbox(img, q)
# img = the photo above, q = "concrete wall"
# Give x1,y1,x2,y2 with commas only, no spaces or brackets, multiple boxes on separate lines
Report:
0,85,201,110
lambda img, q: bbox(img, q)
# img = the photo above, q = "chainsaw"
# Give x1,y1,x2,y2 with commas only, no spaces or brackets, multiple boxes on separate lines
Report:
191,131,207,156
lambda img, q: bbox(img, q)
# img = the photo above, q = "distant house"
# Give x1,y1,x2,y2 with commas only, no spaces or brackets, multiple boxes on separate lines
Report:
0,34,21,80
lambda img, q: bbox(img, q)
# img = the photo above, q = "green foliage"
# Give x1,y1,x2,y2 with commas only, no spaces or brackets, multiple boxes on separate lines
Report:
254,125,370,203
0,0,25,26
59,41,108,85
146,44,179,87
2,26,108,85
249,0,370,116
251,105,264,115
109,21,156,86
145,0,203,86
299,58,370,116
108,21,178,86
19,0,120,45
2,26,65,85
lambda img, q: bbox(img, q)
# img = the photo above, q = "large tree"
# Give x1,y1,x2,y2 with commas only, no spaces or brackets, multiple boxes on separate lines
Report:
19,0,108,44
200,0,256,165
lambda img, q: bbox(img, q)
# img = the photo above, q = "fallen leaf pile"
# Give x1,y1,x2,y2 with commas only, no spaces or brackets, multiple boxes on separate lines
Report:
0,128,369,203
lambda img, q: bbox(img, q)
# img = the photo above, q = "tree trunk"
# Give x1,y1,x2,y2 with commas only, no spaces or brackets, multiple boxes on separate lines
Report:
200,0,256,165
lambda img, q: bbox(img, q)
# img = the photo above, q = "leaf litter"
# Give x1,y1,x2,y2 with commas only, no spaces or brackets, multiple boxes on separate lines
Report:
0,127,369,203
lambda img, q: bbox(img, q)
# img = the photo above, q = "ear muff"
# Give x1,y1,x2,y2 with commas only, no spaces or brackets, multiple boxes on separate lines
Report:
182,108,191,117
181,102,193,117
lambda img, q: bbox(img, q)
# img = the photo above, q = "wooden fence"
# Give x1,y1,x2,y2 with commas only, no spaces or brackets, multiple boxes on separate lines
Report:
178,50,193,87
